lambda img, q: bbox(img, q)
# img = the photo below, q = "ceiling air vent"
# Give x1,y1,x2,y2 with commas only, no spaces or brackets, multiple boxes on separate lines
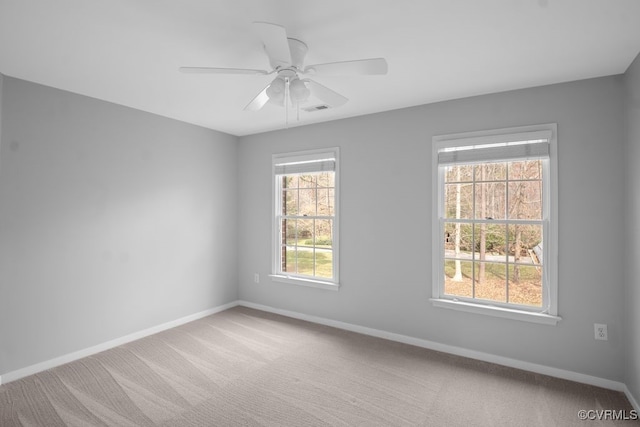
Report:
302,104,331,112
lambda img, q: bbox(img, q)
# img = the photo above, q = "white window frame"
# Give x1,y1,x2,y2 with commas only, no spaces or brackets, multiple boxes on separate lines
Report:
431,124,560,325
270,147,340,291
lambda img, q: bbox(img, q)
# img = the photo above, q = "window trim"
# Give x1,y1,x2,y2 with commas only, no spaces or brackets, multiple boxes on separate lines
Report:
431,124,560,325
270,147,340,290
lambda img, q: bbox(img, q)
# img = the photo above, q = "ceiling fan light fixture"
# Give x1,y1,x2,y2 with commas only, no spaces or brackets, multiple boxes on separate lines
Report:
289,78,310,103
266,76,285,101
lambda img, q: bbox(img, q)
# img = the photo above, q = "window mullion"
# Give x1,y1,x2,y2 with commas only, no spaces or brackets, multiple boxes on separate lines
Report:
472,164,476,299
505,163,510,304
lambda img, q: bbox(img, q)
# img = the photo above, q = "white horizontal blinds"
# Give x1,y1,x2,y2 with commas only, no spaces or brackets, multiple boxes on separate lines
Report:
274,152,336,175
274,159,335,175
438,130,551,166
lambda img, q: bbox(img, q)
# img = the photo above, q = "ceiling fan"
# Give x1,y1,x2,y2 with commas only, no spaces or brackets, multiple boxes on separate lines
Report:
180,22,388,113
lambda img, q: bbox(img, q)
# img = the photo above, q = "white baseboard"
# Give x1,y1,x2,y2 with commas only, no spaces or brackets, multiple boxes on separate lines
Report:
624,385,640,412
237,300,631,394
0,300,239,386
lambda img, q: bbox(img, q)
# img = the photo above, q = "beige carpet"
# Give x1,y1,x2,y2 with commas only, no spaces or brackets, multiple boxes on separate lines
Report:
0,306,637,426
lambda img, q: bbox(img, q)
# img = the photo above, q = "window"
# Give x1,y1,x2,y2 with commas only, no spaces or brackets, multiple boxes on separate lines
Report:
431,124,559,324
271,148,339,290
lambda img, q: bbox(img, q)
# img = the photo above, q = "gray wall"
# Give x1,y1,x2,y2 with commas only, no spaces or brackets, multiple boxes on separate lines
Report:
0,76,238,375
0,65,636,399
624,53,640,403
238,76,627,382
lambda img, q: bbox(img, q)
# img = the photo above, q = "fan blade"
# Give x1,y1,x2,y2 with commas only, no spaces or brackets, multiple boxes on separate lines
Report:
244,84,271,111
253,22,292,69
180,67,269,75
304,79,348,107
304,58,388,76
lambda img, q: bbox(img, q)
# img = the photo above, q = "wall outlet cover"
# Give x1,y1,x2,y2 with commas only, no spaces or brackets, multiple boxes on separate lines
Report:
594,323,608,341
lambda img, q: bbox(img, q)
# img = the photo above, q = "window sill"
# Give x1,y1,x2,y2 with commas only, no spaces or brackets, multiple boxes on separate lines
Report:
429,298,561,325
269,275,340,291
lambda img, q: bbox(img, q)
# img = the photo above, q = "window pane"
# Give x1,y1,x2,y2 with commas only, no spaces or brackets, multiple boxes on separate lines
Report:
328,188,335,216
317,188,334,216
475,163,506,182
508,181,542,220
278,171,335,280
299,174,316,188
474,262,507,303
509,160,542,180
283,189,298,215
298,189,317,216
507,224,542,264
283,175,299,189
283,219,297,245
508,265,543,307
284,246,297,274
444,222,473,259
473,224,506,262
445,165,473,183
315,219,333,247
315,249,333,278
474,182,506,220
298,219,314,246
444,260,473,297
294,249,314,276
317,172,334,188
444,183,473,219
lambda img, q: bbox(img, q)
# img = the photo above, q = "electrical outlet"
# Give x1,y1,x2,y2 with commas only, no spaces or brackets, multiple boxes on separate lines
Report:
254,273,260,284
594,323,608,341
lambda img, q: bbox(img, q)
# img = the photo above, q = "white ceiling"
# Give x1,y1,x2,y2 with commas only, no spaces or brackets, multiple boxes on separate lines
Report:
1,0,639,137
